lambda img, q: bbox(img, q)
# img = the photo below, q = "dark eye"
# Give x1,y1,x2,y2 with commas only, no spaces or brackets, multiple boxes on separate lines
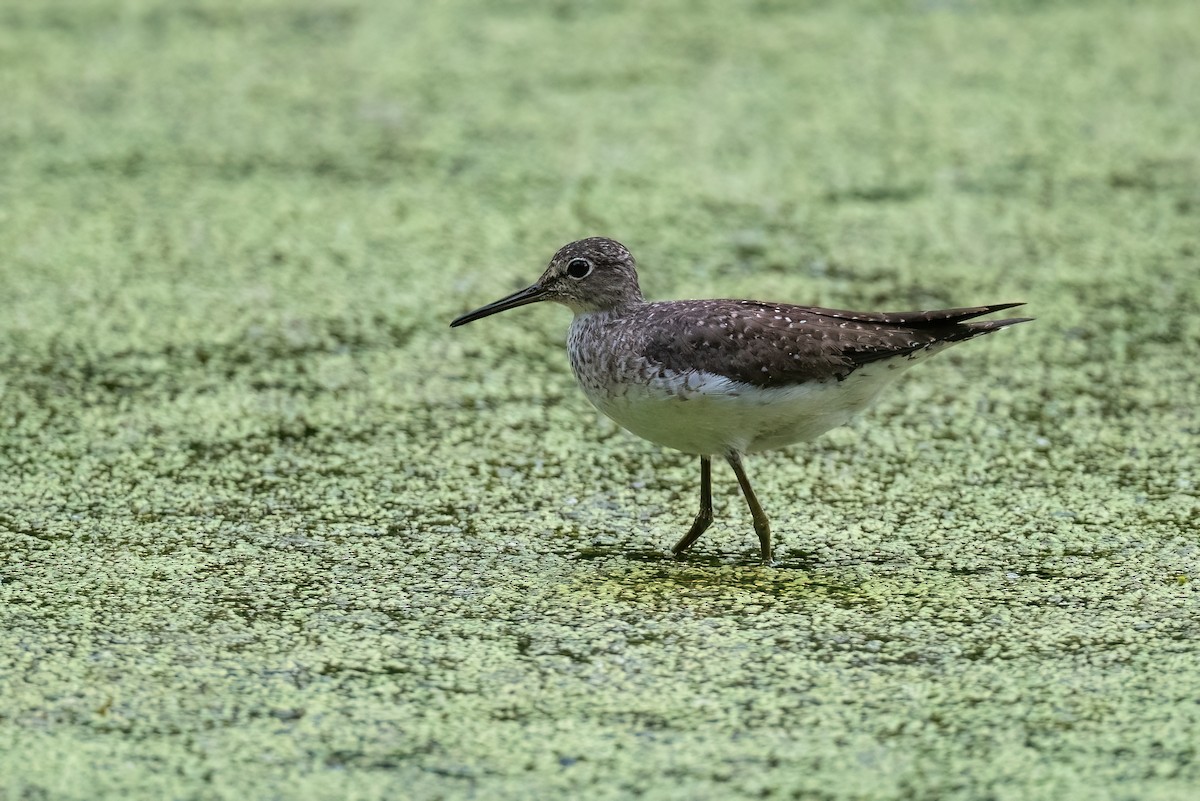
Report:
566,258,592,279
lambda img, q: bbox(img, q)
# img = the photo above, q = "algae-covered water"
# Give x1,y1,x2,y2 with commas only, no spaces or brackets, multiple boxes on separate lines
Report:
2,1,1198,799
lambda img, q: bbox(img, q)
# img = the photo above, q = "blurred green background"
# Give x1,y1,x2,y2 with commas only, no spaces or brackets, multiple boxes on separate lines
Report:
1,1,1197,799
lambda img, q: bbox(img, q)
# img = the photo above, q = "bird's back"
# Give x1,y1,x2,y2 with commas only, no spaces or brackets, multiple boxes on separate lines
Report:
593,299,1029,386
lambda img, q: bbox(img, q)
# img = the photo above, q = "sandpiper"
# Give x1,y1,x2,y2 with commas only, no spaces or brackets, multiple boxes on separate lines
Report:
450,237,1031,564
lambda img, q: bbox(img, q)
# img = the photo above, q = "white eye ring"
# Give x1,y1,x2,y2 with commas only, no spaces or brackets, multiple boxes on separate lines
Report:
566,258,592,279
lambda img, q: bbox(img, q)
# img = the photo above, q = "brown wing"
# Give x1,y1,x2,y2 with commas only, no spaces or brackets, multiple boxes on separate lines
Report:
639,300,1030,388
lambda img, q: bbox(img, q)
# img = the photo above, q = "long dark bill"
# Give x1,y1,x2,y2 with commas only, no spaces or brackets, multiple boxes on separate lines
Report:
449,284,549,327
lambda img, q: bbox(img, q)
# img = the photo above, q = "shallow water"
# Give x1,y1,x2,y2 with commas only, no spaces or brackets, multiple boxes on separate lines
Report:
2,1,1198,799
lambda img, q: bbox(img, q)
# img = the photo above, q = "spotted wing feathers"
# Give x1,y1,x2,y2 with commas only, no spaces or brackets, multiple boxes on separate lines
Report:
638,300,1031,388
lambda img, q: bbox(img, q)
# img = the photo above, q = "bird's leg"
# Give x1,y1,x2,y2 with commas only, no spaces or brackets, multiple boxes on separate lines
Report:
671,455,713,557
726,451,774,566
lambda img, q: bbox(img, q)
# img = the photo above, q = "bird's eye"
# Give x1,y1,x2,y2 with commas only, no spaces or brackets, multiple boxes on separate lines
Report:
566,258,592,279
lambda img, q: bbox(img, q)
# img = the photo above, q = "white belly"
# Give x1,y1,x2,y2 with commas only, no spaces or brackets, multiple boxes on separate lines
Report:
579,363,912,456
